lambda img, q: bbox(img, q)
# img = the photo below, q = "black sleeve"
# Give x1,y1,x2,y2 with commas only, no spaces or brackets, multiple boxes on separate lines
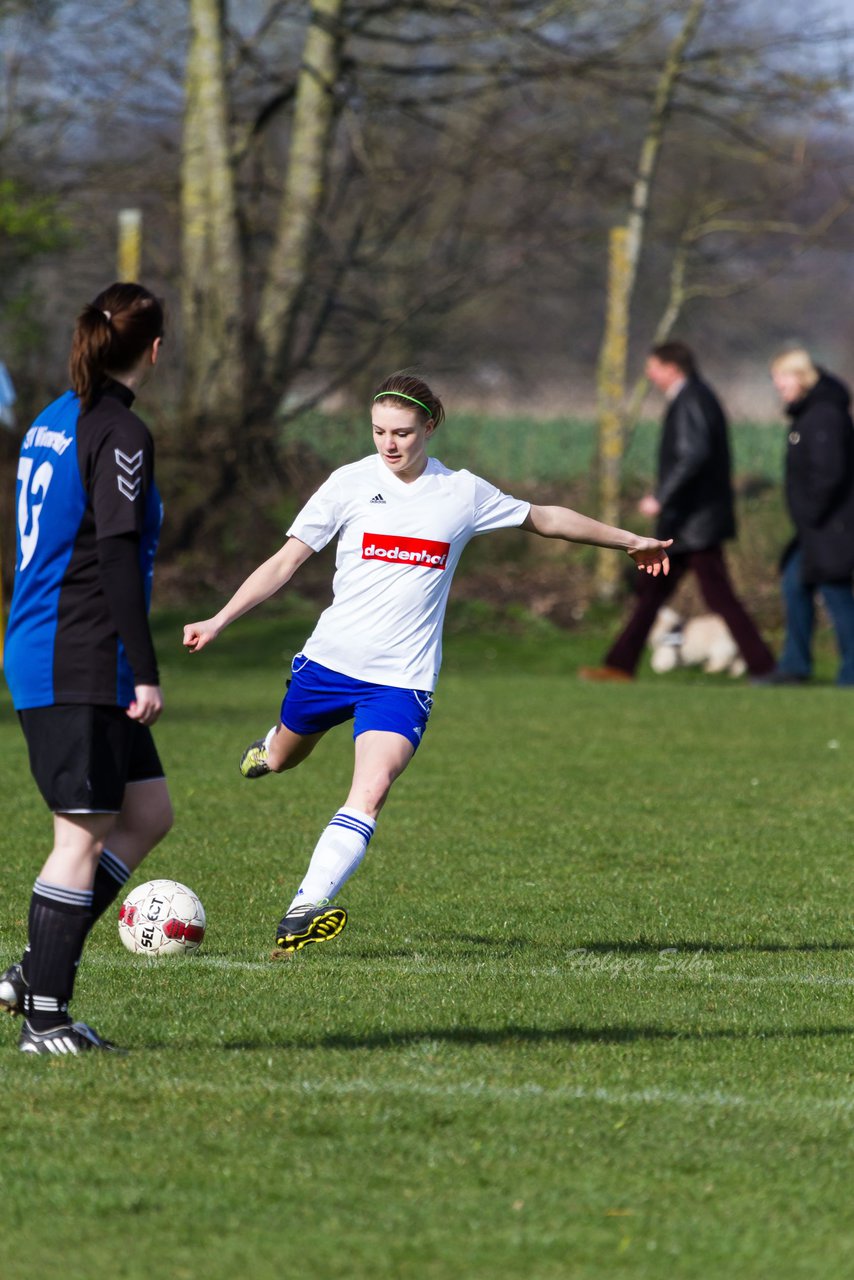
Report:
90,416,154,538
97,533,160,686
656,393,712,514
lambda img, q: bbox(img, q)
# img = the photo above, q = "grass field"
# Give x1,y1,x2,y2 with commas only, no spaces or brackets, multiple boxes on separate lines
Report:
1,607,853,1279
284,412,787,487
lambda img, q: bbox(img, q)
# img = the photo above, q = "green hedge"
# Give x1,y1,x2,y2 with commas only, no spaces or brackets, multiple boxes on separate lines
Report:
283,412,786,487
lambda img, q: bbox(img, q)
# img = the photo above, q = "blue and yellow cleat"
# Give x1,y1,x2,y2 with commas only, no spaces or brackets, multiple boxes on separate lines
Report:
274,900,348,953
239,738,271,779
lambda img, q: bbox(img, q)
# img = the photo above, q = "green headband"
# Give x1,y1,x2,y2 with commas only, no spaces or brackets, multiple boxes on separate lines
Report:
374,390,432,417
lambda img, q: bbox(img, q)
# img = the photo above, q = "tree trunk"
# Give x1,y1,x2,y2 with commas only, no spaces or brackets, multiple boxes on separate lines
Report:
593,0,706,601
594,226,631,601
257,0,345,385
180,0,244,428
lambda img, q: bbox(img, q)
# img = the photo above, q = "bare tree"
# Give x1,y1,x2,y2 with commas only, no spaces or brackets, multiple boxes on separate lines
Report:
256,0,345,385
172,0,663,546
3,0,853,582
589,0,852,600
594,0,705,601
181,0,244,429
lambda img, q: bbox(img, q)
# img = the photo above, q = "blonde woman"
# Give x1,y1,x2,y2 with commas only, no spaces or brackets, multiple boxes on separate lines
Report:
766,348,854,685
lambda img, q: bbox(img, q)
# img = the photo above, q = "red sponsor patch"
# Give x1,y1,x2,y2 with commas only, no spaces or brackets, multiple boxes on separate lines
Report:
362,532,450,569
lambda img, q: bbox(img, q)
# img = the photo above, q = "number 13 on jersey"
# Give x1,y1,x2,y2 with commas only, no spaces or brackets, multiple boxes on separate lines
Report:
17,456,54,571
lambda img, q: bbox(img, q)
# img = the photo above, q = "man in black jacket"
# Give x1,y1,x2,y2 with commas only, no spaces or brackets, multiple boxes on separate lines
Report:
766,348,854,685
580,341,775,682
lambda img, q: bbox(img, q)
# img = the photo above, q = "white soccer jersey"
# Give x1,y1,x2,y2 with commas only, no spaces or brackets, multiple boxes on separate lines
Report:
287,454,530,689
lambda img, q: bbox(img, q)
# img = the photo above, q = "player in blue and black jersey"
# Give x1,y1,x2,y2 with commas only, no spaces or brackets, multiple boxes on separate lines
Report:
1,282,173,1055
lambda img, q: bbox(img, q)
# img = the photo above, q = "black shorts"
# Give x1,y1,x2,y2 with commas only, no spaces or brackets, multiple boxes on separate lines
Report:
18,705,165,814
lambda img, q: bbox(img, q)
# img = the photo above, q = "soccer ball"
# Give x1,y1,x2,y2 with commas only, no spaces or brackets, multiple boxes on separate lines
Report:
118,879,206,957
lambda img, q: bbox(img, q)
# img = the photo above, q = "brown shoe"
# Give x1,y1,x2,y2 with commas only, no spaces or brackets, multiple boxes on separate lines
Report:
578,665,634,683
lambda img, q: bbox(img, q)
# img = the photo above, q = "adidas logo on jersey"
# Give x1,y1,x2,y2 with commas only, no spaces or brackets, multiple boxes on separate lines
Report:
370,493,386,504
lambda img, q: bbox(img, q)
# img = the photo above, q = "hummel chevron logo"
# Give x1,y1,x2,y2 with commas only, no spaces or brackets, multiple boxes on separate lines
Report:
115,448,143,475
115,448,143,501
370,493,386,504
117,475,141,501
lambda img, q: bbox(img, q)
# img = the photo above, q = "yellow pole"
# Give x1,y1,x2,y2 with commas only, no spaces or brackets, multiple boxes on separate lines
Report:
594,225,631,602
118,208,142,280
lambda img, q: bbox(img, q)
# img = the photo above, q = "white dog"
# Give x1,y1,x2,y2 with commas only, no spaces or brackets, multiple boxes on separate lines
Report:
649,606,746,676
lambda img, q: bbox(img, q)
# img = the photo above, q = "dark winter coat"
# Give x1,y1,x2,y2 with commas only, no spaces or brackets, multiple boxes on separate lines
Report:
654,377,736,553
783,371,854,585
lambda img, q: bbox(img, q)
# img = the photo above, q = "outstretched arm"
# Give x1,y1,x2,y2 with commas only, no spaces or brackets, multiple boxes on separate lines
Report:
522,504,672,575
183,536,316,652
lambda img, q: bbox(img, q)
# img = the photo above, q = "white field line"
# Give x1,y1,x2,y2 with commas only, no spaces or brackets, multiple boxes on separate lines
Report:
20,964,854,1117
127,1074,854,1120
86,953,854,988
293,1079,854,1118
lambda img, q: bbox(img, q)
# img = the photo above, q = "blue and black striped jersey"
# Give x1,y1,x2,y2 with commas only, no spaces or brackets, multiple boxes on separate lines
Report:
4,379,162,710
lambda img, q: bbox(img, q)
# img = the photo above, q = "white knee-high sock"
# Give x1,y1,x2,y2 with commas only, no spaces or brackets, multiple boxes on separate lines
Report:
289,808,376,910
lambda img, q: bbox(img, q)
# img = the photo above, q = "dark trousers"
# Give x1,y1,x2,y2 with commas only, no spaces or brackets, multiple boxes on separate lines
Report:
605,545,775,676
779,547,854,685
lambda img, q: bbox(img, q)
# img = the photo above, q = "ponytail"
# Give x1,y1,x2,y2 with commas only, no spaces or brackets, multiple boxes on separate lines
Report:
69,282,164,411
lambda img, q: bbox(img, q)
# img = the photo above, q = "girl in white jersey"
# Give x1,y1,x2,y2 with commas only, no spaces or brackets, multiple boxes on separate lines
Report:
183,373,672,954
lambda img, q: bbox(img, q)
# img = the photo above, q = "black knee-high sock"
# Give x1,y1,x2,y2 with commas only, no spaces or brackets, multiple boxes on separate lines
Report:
21,850,131,990
24,881,93,1030
90,848,132,926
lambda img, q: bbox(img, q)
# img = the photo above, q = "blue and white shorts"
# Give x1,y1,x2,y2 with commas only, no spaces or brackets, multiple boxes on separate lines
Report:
281,655,433,751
